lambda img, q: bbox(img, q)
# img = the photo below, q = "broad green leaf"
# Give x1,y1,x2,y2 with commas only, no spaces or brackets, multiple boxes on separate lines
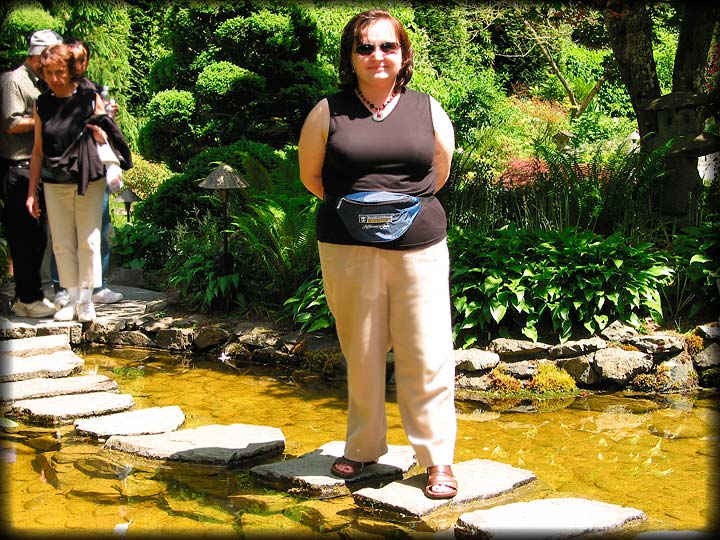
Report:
490,302,507,323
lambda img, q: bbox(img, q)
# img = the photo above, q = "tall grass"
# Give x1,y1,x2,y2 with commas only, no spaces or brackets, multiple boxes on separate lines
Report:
447,137,674,240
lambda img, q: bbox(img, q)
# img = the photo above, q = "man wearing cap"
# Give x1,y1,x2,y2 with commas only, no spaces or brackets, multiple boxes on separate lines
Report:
0,29,63,317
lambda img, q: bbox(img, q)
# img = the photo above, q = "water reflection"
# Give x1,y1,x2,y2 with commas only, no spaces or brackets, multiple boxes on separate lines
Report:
2,346,718,537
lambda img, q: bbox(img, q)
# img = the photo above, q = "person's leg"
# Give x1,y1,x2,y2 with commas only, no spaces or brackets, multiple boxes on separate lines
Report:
44,183,79,289
98,185,110,290
387,240,456,468
3,166,47,304
75,179,105,292
91,185,123,303
319,242,391,465
49,241,61,294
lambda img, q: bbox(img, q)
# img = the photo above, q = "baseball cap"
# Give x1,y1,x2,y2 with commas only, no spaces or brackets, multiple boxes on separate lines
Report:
28,29,63,56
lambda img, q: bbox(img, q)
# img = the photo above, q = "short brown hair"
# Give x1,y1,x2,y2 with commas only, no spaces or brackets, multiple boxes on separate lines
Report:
40,43,83,82
338,9,414,93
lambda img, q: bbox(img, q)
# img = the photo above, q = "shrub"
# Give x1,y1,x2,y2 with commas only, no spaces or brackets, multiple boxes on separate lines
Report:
684,333,706,356
0,5,61,69
527,363,577,394
134,139,284,232
111,221,168,271
148,51,182,93
282,264,334,333
121,154,173,201
165,214,246,313
449,225,675,346
661,218,720,324
630,372,670,393
699,368,720,388
137,89,197,168
215,10,297,71
195,61,265,107
489,366,523,393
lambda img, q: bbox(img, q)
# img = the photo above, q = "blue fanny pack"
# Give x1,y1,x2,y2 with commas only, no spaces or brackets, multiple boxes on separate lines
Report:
330,191,433,243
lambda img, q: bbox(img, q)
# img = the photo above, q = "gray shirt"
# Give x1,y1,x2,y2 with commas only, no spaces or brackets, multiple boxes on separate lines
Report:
0,62,41,160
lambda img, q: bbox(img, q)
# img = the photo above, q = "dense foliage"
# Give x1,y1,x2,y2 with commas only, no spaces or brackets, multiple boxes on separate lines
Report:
1,1,717,345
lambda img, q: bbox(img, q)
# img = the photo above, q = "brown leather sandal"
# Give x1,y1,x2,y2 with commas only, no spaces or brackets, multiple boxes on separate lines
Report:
330,456,376,479
424,465,458,499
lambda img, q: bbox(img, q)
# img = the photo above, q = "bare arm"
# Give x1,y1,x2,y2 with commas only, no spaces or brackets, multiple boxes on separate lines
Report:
26,105,44,219
430,96,455,192
298,99,329,200
6,115,34,135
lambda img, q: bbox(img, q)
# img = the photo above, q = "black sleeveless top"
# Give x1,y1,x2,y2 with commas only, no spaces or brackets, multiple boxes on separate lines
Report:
36,86,98,184
317,88,448,250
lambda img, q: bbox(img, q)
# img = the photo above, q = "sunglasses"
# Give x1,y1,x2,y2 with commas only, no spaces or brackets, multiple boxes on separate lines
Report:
354,41,400,56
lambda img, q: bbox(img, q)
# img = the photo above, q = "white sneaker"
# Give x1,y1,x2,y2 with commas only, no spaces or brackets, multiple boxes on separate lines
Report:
91,287,124,304
54,289,71,308
76,300,96,322
12,298,57,318
54,304,76,321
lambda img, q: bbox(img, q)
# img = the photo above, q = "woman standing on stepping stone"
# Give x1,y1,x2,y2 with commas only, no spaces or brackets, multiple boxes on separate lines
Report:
298,9,458,499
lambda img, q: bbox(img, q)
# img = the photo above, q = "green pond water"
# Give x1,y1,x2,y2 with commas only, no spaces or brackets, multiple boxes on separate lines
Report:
2,346,719,538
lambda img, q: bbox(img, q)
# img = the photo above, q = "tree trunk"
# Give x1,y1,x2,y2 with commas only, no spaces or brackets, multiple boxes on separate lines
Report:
595,0,720,215
673,4,720,93
600,0,661,139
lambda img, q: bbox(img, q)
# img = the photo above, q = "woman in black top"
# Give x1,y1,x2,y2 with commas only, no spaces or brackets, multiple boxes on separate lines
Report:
298,9,458,499
26,44,113,323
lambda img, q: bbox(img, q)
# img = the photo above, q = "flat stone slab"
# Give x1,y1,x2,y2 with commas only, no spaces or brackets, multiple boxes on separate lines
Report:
454,497,646,539
0,374,118,402
0,317,82,343
353,459,536,518
250,440,417,499
104,423,285,466
10,391,135,426
0,333,70,357
0,350,85,382
74,405,185,438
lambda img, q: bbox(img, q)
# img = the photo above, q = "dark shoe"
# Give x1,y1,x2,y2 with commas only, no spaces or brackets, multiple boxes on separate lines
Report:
424,465,458,499
330,456,376,479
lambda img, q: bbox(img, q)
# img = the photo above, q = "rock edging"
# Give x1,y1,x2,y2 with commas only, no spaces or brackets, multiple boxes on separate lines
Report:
2,285,718,394
86,308,720,394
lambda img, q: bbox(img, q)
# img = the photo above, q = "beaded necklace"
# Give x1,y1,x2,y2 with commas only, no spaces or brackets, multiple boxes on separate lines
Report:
356,87,396,121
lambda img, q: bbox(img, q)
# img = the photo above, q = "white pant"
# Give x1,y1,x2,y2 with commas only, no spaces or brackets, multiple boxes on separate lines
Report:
43,180,104,290
319,240,457,467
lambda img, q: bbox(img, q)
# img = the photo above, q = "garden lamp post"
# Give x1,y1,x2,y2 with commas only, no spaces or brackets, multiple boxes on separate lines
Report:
199,164,248,275
115,188,141,222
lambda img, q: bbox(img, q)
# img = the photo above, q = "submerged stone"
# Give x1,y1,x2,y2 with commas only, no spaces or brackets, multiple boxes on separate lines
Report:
0,333,70,357
249,440,416,499
10,391,135,426
454,497,646,538
0,349,84,383
352,459,536,518
104,423,285,466
0,374,117,402
74,405,185,438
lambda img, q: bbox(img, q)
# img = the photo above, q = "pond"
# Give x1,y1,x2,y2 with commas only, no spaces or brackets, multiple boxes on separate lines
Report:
2,346,718,538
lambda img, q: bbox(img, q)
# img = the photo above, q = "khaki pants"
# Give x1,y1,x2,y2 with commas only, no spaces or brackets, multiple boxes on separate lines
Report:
319,240,456,467
43,180,104,290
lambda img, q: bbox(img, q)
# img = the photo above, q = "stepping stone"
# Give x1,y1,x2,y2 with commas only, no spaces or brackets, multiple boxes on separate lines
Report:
0,350,84,382
0,333,70,357
249,440,416,499
454,497,646,539
75,406,185,438
104,423,285,466
352,458,536,518
10,392,135,426
0,374,118,403
0,317,82,343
